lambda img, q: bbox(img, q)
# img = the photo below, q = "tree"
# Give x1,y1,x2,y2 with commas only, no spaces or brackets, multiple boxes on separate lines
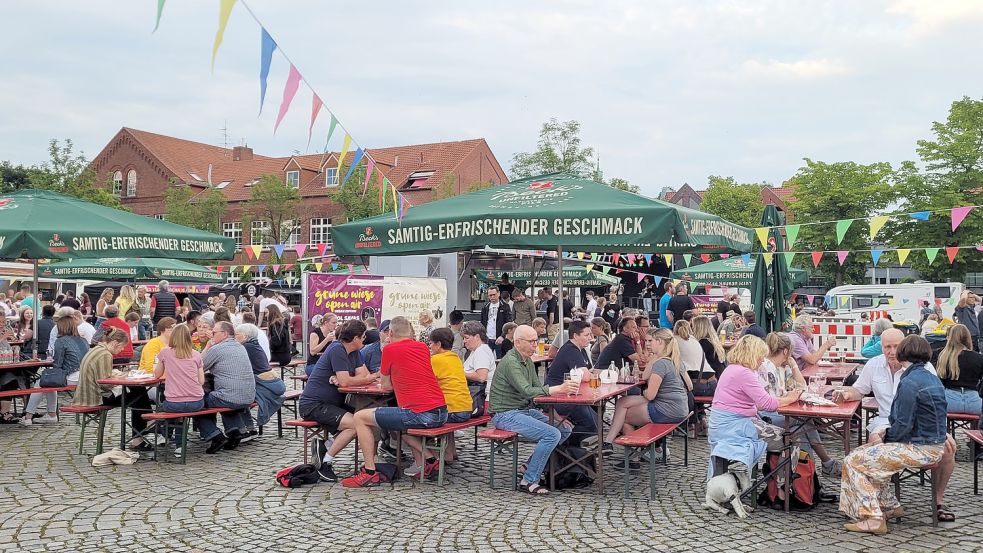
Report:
163,181,227,234
788,160,898,286
243,174,306,254
699,176,765,229
510,118,637,192
31,139,122,208
888,96,983,281
329,163,385,223
0,161,33,193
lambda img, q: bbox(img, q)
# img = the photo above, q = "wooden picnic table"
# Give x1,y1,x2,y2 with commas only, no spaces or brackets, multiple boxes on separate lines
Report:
800,362,858,382
271,358,306,381
0,359,52,372
535,381,639,494
778,386,860,512
97,375,163,449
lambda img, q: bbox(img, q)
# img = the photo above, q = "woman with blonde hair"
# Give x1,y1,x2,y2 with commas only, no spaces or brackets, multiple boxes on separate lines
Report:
224,295,237,312
116,285,137,318
589,317,611,366
95,288,114,329
602,328,692,458
936,324,983,416
707,335,801,477
417,309,436,345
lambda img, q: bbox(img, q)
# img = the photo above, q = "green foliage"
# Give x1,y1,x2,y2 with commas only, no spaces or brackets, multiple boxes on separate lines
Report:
699,176,765,229
2,139,122,208
163,182,227,234
510,118,636,192
243,174,305,247
329,163,384,223
788,160,898,286
466,180,495,193
889,96,983,281
433,174,457,201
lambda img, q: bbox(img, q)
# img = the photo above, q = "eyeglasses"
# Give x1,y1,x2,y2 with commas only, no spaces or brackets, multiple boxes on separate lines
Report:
518,338,538,344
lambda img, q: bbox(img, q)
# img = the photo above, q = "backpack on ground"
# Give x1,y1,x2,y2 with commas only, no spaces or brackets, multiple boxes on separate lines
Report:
759,450,821,510
548,445,594,490
374,462,400,483
276,464,319,488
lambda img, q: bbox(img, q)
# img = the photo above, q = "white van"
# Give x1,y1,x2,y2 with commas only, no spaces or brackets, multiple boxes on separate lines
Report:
824,282,963,322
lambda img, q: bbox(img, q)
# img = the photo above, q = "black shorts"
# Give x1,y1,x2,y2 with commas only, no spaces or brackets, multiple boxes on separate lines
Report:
298,400,352,434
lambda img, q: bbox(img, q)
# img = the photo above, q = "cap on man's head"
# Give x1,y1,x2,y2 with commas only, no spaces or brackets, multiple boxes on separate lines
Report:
379,319,391,333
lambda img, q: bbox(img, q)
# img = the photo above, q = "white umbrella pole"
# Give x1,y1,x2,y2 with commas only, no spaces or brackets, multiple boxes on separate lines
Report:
557,246,564,341
33,259,39,359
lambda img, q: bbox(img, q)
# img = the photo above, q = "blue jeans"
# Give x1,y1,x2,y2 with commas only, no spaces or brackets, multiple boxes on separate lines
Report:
161,399,205,440
492,409,571,485
944,388,982,416
554,404,597,441
138,321,152,340
196,394,251,441
374,406,447,432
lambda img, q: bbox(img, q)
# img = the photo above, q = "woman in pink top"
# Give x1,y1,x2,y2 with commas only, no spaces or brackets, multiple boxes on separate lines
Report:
154,324,205,413
707,335,801,476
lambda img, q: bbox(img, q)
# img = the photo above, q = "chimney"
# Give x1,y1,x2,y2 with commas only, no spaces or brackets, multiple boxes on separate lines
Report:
394,155,398,167
233,146,253,161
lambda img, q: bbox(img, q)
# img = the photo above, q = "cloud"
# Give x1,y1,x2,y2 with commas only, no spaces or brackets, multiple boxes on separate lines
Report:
739,58,853,80
887,0,983,33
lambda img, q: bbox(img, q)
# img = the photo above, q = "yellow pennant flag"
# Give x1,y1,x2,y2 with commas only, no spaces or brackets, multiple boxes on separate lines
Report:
314,262,323,272
869,215,889,240
896,248,910,265
755,227,769,249
337,134,352,170
241,264,251,274
250,245,263,260
577,252,585,260
762,253,774,266
663,254,673,266
585,264,594,273
211,0,237,72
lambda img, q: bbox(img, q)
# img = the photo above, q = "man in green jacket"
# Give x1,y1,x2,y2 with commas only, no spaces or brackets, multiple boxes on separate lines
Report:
489,324,578,495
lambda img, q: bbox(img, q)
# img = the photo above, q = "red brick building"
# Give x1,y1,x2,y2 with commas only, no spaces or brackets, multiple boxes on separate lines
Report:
659,182,796,221
88,128,509,279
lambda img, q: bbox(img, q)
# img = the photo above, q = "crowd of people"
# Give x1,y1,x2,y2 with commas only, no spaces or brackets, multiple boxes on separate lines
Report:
3,278,979,530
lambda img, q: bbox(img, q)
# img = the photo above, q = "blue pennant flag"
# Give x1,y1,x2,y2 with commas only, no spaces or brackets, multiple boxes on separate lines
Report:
342,148,364,185
870,249,883,266
742,253,752,265
258,264,267,274
258,28,277,115
910,211,930,221
273,244,285,258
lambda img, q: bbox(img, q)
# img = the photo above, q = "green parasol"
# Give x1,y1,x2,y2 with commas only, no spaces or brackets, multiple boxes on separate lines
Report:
332,173,755,256
0,189,234,261
751,205,795,332
670,256,808,288
39,258,223,283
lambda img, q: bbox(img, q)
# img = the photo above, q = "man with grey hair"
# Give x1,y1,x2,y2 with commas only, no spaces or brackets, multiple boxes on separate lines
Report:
198,320,256,453
151,279,178,324
788,314,835,367
234,322,285,443
667,282,695,325
488,324,578,495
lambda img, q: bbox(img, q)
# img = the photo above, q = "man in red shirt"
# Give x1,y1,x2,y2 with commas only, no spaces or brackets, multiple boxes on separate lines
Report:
341,316,448,488
100,305,134,363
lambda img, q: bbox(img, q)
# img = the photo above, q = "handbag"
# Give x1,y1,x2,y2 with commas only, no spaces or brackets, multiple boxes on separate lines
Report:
468,382,487,418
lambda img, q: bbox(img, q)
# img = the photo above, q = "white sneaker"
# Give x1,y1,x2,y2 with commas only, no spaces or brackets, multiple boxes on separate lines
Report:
18,416,33,426
173,447,183,458
403,464,422,477
822,459,843,478
34,414,59,424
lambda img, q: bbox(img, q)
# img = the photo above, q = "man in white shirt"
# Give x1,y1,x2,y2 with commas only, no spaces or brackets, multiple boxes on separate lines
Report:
584,291,598,320
74,310,96,344
833,329,955,516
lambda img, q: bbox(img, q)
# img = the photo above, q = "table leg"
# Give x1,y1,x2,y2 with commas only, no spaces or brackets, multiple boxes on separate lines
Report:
842,416,851,454
118,387,128,450
595,404,604,495
547,407,556,491
783,416,791,513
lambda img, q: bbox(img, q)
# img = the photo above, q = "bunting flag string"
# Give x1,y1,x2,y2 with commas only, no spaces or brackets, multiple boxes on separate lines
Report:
952,206,974,231
342,147,364,185
835,219,853,245
257,28,276,115
868,215,889,240
273,64,301,133
784,224,800,249
211,0,237,72
153,0,166,32
362,158,375,195
307,94,323,149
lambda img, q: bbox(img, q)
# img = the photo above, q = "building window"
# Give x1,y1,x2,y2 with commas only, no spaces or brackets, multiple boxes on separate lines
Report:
126,170,138,197
325,167,339,186
282,220,301,246
251,220,270,250
153,214,165,220
226,273,241,285
404,171,435,190
112,171,123,196
223,221,242,251
309,218,332,248
428,256,441,278
286,170,300,188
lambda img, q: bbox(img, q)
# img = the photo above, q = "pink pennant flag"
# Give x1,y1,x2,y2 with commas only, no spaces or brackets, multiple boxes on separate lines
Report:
316,243,328,257
615,268,624,275
952,206,974,231
806,294,815,305
700,254,710,263
272,264,281,273
612,253,621,265
244,246,254,261
362,158,375,195
637,273,646,283
836,251,849,265
307,94,323,149
274,65,302,134
719,253,730,259
293,244,306,258
348,264,354,274
627,254,636,264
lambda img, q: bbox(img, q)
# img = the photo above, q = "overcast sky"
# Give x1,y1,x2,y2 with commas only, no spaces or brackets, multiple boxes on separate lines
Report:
2,1,983,196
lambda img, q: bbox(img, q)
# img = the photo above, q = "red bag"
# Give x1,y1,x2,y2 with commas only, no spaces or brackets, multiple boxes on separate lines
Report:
761,451,819,510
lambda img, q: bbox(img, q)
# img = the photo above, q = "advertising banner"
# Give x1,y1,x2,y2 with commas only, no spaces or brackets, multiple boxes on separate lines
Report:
305,274,447,327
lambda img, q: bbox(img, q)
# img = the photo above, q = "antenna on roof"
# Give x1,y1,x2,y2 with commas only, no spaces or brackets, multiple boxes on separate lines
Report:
220,120,230,153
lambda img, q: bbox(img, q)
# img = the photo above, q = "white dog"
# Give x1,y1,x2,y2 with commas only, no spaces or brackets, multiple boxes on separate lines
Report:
705,462,753,518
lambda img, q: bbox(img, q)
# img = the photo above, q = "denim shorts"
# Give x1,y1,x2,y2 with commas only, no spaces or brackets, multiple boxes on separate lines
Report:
944,387,983,416
647,402,685,424
374,406,448,431
447,411,472,423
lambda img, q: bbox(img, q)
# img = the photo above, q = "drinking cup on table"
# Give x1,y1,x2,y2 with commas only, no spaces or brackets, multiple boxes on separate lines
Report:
564,373,575,396
589,369,601,390
808,375,824,394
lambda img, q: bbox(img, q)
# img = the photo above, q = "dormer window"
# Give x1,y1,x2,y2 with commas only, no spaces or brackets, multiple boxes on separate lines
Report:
324,167,339,186
286,170,300,188
403,171,434,190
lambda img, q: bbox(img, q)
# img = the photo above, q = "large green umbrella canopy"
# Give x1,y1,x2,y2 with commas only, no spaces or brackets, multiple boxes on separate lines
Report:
670,256,808,288
38,258,223,283
333,173,755,256
474,266,620,288
752,205,795,332
0,189,234,260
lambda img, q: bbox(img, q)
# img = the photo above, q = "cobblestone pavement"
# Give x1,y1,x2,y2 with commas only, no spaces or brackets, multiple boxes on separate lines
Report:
1,403,981,553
